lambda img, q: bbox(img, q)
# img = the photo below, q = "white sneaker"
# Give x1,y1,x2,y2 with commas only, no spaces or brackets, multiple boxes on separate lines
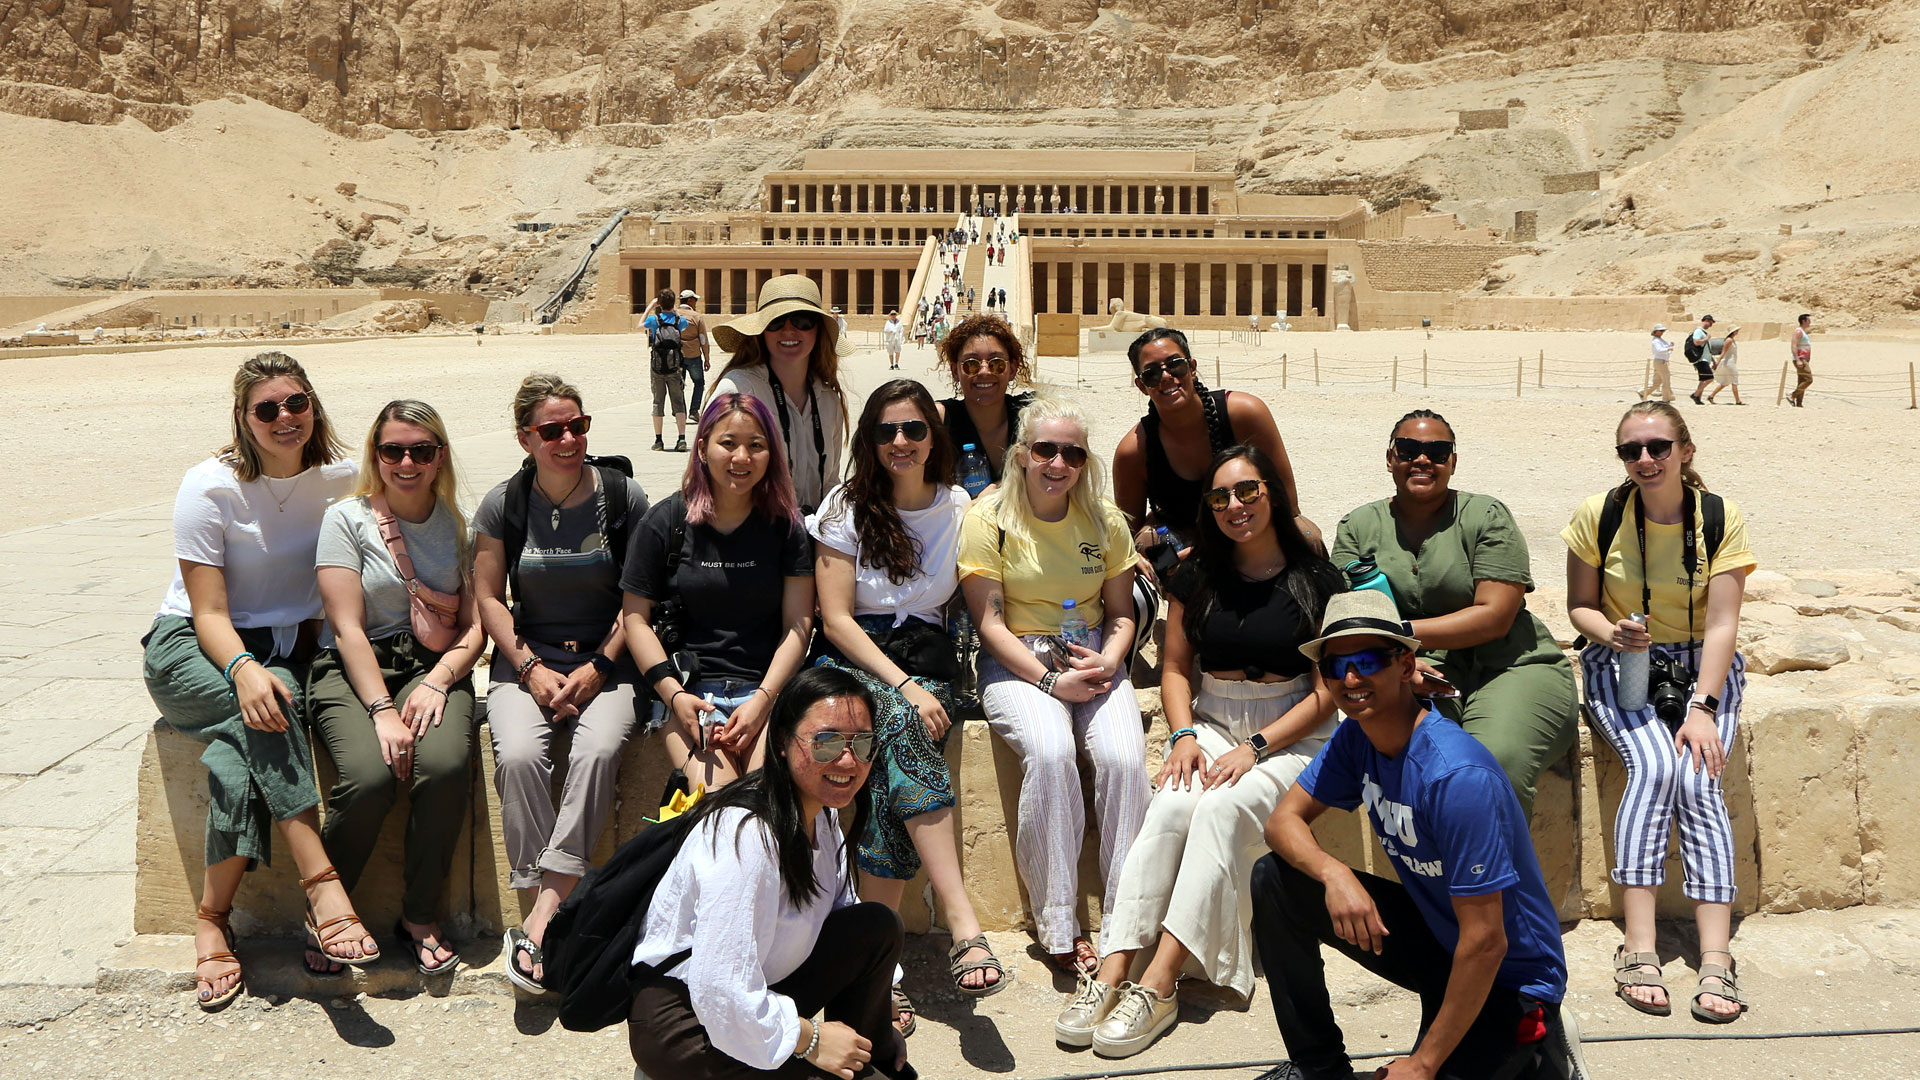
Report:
1091,981,1179,1058
1053,972,1120,1048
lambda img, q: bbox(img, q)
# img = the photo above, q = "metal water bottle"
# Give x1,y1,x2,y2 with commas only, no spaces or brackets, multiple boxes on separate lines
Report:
1615,613,1652,712
1344,555,1398,610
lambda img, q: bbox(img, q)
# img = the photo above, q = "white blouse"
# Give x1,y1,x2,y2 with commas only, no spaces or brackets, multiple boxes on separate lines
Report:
807,483,970,627
632,807,854,1071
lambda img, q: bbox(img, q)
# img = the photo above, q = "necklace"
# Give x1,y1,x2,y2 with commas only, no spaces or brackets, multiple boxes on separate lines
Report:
1237,553,1286,580
537,470,586,530
261,470,303,513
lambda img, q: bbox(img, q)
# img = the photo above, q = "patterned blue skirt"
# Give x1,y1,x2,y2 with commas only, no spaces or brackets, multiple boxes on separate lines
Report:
815,615,958,880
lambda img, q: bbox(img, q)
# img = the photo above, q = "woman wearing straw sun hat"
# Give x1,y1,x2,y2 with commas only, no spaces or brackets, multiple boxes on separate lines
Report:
713,275,855,514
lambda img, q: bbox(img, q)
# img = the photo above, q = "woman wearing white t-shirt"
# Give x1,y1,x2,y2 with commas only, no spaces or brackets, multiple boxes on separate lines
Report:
811,381,1006,1036
140,352,374,1010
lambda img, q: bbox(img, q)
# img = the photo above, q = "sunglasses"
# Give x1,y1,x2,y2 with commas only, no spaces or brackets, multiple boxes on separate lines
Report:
526,415,592,442
1201,479,1267,512
249,392,312,423
1028,441,1088,468
1317,645,1407,682
872,420,930,443
376,442,442,465
1615,439,1676,462
1136,357,1192,386
766,312,820,334
1392,437,1455,463
807,731,879,764
958,356,1010,377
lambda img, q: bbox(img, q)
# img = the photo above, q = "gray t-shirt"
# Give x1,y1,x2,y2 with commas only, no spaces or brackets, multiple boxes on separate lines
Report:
474,471,649,677
316,496,464,642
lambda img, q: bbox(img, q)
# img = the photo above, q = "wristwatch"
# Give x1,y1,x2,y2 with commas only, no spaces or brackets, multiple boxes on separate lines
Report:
1244,733,1270,761
1687,692,1720,715
587,653,617,677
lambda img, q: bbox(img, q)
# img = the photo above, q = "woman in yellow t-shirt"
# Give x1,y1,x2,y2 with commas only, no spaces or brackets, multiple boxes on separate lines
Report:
957,395,1147,979
1562,400,1755,1025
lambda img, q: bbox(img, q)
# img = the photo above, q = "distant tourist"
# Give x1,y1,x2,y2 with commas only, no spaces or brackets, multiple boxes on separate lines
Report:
642,290,691,452
1251,590,1590,1079
1789,312,1814,407
1684,315,1716,404
883,309,905,370
711,275,853,514
676,289,712,415
1705,326,1744,404
1565,401,1756,1025
310,400,482,978
1643,324,1674,402
141,352,371,1009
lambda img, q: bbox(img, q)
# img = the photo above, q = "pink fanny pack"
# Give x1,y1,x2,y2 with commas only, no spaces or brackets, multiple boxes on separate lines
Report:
369,494,461,653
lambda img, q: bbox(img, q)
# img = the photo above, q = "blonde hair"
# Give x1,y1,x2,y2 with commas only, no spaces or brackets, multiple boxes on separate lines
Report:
996,394,1109,556
1617,400,1706,491
510,372,584,429
219,352,345,482
354,400,471,576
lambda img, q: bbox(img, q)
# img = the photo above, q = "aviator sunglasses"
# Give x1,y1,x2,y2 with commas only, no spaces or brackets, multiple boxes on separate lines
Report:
526,415,592,442
807,731,879,764
249,392,312,423
1615,439,1676,462
958,356,1010,377
1028,441,1088,468
1201,479,1267,512
1136,357,1192,386
376,442,442,465
1317,645,1407,682
1392,437,1454,463
766,312,820,334
872,420,930,443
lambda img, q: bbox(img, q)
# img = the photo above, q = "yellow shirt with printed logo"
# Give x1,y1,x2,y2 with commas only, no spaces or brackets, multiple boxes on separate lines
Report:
1562,489,1757,644
957,490,1139,636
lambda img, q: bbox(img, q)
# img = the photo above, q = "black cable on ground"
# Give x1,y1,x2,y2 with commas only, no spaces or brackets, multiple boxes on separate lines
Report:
1017,1024,1920,1080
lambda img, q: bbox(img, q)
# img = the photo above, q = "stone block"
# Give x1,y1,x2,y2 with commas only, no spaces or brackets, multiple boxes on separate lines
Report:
1850,696,1920,907
1584,706,1760,918
1542,171,1602,194
1529,749,1582,922
1745,685,1861,912
1745,631,1851,674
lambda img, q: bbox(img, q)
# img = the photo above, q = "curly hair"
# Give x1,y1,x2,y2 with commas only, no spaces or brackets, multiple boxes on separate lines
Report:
938,313,1029,386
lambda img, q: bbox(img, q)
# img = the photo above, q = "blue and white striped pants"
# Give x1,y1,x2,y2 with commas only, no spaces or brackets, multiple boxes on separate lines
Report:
1580,642,1746,903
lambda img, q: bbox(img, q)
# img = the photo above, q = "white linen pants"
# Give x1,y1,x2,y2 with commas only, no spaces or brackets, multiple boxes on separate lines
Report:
978,632,1149,955
1104,673,1335,999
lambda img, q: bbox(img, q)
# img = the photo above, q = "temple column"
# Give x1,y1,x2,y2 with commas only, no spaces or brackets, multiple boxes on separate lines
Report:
1199,262,1213,319
1174,262,1188,317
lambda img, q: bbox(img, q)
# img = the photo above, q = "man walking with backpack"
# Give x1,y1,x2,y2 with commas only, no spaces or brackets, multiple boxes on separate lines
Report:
642,289,690,451
1683,315,1716,405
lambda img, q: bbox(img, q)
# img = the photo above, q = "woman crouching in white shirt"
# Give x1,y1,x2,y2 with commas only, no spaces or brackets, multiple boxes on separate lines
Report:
627,665,917,1080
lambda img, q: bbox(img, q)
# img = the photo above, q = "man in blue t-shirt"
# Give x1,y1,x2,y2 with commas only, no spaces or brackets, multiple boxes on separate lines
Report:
1252,591,1589,1080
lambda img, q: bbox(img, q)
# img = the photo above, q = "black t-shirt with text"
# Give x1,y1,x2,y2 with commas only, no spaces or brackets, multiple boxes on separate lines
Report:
620,493,814,682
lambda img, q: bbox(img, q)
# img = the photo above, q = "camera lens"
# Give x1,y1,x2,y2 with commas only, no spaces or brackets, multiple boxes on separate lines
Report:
1648,655,1692,728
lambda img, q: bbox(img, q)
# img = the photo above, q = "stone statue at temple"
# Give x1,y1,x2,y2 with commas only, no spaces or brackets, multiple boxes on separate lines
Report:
1330,264,1355,330
1154,186,1165,213
1105,297,1167,332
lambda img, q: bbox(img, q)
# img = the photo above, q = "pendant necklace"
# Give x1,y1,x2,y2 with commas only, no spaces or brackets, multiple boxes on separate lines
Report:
262,470,303,513
538,471,586,530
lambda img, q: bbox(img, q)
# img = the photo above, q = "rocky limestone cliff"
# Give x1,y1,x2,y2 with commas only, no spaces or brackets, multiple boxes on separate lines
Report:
0,1,1875,134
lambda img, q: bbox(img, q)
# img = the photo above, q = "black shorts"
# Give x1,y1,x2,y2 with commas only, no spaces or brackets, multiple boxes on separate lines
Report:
1690,358,1714,380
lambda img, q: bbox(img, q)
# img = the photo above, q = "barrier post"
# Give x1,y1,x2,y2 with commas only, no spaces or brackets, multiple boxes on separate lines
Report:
1516,357,1524,398
1215,351,1223,386
1314,349,1320,386
1643,357,1651,395
1537,350,1544,388
1910,362,1916,409
1281,352,1288,390
1392,356,1399,393
1423,349,1429,388
1776,360,1789,406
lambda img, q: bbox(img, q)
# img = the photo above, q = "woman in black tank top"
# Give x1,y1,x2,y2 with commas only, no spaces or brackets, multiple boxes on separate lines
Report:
932,314,1031,484
1111,329,1321,564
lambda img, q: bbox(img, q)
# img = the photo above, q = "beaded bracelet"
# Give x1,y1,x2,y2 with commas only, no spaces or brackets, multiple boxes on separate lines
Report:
516,655,545,683
222,651,256,684
365,696,397,720
1168,727,1197,748
420,683,449,698
793,1017,819,1062
1036,671,1060,697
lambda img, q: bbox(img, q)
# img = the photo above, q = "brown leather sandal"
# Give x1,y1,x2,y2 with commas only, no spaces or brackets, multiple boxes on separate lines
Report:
300,865,381,967
194,906,243,1012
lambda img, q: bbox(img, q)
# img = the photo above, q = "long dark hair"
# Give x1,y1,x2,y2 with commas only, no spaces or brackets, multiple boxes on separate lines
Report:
683,666,875,909
836,380,956,584
1182,444,1343,646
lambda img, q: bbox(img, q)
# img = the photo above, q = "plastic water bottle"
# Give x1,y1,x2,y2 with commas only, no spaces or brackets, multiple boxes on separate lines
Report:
959,443,992,498
1615,613,1652,712
1344,555,1398,610
1059,599,1091,647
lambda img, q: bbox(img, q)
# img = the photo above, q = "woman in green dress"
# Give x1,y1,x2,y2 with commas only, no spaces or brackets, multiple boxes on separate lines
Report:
1329,409,1578,816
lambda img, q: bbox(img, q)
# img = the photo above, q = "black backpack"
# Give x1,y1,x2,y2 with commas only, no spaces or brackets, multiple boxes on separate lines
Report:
540,811,699,1032
1682,331,1706,364
649,314,686,375
500,454,636,613
1592,481,1726,580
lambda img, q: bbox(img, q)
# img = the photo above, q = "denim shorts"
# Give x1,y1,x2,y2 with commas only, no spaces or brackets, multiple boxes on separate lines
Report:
646,677,759,741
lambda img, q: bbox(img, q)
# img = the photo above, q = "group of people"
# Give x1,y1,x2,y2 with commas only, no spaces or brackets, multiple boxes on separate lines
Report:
146,272,1759,1080
1646,312,1814,407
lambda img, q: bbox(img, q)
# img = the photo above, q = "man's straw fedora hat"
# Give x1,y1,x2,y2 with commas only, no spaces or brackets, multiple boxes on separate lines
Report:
713,274,855,357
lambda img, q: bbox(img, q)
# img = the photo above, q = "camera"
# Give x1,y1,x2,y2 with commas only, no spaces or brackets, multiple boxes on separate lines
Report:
1648,653,1694,730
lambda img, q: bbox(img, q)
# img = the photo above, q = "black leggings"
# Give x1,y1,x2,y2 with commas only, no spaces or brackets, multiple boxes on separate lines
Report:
1250,854,1567,1080
628,901,904,1079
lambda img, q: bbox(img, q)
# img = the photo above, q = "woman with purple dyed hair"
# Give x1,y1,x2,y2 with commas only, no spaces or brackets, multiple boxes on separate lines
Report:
622,393,816,790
